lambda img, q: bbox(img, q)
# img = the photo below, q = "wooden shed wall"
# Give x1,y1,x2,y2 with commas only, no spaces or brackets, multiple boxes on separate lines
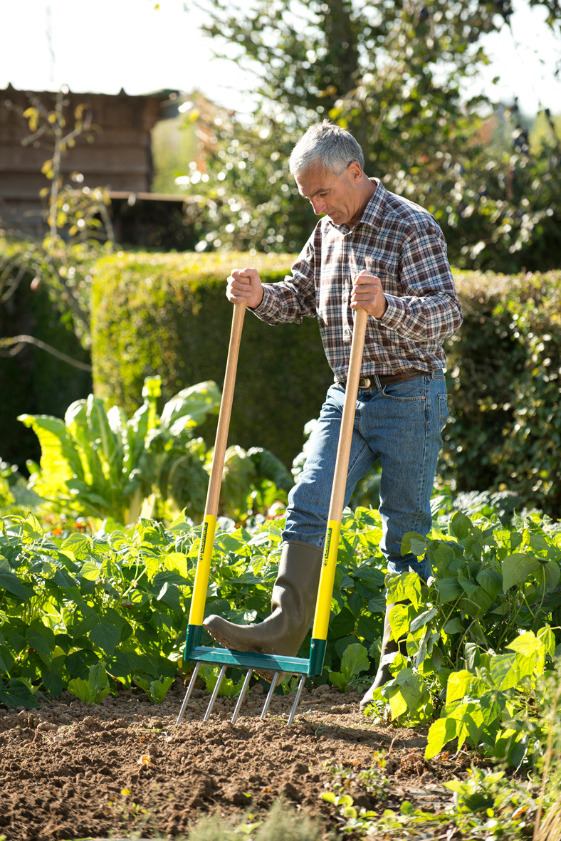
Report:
0,87,169,235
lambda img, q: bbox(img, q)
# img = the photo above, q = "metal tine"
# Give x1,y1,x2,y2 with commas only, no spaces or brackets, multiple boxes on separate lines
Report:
231,668,253,724
175,661,201,726
260,672,280,720
204,664,227,721
287,674,306,726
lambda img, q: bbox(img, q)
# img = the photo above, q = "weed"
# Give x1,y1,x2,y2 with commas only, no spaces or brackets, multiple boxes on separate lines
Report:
186,799,322,840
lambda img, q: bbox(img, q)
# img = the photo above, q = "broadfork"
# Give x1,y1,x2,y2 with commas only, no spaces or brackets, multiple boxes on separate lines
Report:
176,301,368,726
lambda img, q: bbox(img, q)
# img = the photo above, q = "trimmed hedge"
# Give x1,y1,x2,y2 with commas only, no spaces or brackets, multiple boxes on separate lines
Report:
91,252,332,468
443,269,561,518
91,253,561,518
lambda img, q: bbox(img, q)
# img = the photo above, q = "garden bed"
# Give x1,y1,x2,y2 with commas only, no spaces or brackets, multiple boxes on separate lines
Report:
0,679,472,840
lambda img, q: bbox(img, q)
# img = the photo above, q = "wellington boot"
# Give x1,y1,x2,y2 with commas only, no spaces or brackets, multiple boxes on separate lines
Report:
203,540,323,680
360,600,408,711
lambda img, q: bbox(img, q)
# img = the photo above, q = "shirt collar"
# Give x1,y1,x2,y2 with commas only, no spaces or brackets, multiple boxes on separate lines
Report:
326,178,386,235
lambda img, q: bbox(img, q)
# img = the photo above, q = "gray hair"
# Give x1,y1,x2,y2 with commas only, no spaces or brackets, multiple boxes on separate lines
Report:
289,120,365,177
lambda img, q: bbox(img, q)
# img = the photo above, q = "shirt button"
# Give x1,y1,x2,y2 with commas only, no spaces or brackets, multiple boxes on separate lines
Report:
343,328,352,340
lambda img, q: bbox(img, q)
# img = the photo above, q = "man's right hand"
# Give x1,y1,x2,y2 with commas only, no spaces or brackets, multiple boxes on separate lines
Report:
227,268,264,309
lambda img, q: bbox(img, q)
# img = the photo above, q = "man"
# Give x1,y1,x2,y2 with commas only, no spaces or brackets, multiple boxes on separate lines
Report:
204,120,462,709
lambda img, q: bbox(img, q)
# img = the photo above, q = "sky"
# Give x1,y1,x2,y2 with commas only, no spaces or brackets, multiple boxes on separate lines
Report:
0,0,560,115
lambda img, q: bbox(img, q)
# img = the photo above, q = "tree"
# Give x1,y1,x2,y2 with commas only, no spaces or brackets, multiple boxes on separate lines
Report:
184,0,561,269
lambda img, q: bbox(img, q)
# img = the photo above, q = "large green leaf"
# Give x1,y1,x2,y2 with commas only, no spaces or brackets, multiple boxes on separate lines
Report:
160,380,220,434
18,413,83,498
0,678,40,709
425,715,458,760
0,570,34,602
247,447,293,491
435,576,462,603
507,631,546,680
502,554,542,592
476,568,503,599
66,396,121,493
489,652,520,690
124,404,151,476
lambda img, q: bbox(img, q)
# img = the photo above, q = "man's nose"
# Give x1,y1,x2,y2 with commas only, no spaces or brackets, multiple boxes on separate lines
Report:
311,197,325,215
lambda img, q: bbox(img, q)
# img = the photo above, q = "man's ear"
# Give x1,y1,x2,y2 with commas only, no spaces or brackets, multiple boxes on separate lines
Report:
347,160,363,182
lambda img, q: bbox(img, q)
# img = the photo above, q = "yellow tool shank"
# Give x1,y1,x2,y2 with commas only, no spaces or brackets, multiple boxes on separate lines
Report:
188,514,217,626
312,519,341,640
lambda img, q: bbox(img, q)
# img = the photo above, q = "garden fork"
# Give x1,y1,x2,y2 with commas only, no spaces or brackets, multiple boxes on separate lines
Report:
176,301,367,725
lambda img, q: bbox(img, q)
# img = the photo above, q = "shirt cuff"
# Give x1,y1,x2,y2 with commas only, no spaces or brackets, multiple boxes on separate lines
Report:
251,283,278,320
378,294,406,328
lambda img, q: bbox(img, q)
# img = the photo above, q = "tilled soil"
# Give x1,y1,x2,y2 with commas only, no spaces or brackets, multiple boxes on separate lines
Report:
0,680,472,840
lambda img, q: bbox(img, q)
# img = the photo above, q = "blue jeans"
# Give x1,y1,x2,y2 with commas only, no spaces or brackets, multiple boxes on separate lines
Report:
283,371,449,578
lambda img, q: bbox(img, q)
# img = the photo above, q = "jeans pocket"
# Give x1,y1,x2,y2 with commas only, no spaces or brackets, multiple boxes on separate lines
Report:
382,377,426,402
438,393,449,429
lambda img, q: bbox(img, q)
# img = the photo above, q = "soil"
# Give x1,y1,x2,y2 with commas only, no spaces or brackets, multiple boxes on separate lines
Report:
0,679,474,841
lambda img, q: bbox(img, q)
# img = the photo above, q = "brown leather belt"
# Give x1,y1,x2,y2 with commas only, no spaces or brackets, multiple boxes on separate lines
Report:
339,369,426,389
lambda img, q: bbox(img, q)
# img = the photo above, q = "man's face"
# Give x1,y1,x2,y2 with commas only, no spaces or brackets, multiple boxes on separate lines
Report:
295,161,363,227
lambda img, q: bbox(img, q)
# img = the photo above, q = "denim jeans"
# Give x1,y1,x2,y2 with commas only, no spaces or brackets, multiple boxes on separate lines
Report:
283,371,449,579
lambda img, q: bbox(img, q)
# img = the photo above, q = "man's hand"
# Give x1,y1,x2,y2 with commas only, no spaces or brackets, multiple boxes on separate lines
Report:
227,268,264,309
351,271,388,319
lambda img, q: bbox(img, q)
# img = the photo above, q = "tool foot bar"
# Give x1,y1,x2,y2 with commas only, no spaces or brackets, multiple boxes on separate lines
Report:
188,644,311,675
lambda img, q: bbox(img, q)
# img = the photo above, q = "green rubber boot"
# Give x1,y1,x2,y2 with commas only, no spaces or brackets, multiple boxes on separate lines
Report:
203,540,323,678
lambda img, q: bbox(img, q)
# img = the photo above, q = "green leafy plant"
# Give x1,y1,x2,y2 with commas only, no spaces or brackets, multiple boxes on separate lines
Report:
198,663,247,698
132,674,175,704
19,375,293,526
19,375,218,524
363,508,561,766
322,758,538,840
68,661,111,703
328,642,370,692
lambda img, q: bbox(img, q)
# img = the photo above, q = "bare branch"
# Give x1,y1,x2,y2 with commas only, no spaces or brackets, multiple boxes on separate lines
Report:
0,334,92,371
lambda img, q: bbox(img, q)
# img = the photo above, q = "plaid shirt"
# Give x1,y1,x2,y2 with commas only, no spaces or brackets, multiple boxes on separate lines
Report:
254,179,462,381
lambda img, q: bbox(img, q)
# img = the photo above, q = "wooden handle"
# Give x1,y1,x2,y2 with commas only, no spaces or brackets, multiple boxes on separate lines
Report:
327,308,368,522
205,301,246,516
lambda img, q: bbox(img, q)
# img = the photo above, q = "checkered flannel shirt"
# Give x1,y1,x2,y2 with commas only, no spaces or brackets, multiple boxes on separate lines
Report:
253,179,463,382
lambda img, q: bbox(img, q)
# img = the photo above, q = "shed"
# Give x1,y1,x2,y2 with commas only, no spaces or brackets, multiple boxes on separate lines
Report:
0,85,179,237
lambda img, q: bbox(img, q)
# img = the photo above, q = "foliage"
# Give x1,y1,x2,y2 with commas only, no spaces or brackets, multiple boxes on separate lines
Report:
446,103,561,273
363,506,561,768
323,760,538,840
186,0,561,272
187,798,322,841
0,497,386,708
18,375,292,526
19,376,218,525
1,487,561,788
0,511,194,708
328,642,370,692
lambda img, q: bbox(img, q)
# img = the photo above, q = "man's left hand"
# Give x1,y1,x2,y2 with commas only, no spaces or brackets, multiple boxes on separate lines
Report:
351,271,388,319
